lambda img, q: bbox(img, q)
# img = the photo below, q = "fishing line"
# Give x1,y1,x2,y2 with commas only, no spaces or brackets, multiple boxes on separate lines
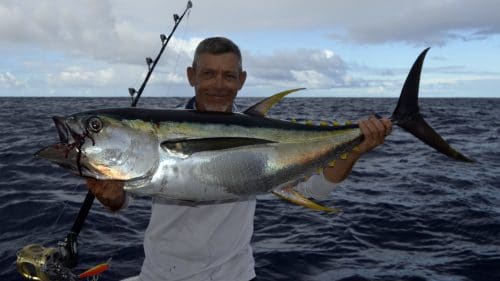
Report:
165,6,192,97
48,183,81,238
104,209,120,268
148,5,192,100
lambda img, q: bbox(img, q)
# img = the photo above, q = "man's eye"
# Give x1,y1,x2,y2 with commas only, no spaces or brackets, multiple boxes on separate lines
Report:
201,71,215,78
225,74,237,80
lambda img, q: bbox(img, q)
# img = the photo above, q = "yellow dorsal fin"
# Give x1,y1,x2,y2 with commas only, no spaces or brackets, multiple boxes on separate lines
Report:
272,186,339,213
243,88,305,117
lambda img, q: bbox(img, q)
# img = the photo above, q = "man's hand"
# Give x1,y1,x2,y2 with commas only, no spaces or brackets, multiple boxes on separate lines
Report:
86,179,126,212
357,116,392,154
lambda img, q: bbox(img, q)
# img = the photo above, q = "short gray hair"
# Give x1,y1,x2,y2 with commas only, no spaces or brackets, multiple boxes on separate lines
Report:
192,37,243,71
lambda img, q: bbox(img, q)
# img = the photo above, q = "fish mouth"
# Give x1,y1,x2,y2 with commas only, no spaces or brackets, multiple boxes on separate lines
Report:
53,116,71,143
36,116,89,176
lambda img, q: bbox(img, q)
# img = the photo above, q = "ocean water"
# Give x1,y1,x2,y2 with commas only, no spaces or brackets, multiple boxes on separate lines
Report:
0,97,499,281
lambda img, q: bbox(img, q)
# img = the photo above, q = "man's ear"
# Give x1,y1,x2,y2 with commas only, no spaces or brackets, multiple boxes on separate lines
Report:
238,70,247,90
187,67,196,87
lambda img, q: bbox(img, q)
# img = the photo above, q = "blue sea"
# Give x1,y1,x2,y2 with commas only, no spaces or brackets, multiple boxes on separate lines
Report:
0,97,499,281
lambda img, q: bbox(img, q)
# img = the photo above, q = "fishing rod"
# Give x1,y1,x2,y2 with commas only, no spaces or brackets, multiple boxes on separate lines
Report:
16,2,193,280
130,0,193,107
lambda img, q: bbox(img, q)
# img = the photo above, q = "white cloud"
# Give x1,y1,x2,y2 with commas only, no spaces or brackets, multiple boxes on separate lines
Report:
1,1,499,59
150,71,186,84
174,0,500,45
48,66,115,87
0,72,23,88
423,73,500,87
0,0,199,69
245,48,361,89
290,70,331,88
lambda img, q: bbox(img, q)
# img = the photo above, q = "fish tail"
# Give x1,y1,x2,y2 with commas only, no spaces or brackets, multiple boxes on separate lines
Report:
391,48,474,162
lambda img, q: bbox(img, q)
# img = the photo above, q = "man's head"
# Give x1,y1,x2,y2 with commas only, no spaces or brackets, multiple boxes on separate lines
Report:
187,37,246,112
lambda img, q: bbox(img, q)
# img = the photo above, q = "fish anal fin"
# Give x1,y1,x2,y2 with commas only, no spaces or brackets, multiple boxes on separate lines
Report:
272,186,339,213
243,88,305,117
161,137,275,156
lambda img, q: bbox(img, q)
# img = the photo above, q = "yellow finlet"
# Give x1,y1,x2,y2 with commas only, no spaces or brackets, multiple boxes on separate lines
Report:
316,166,324,174
332,121,340,126
340,153,348,160
328,160,336,167
352,146,361,152
345,120,352,125
291,117,297,123
319,121,328,126
272,186,339,213
243,88,306,117
305,120,313,126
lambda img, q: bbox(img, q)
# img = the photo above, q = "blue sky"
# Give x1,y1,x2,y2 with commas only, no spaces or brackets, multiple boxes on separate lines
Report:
0,0,499,98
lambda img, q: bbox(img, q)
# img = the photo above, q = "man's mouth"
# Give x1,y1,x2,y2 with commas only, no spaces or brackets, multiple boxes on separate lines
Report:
205,91,233,97
207,95,229,99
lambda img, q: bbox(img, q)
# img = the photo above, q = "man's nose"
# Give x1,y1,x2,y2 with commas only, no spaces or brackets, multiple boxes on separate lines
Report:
214,73,224,88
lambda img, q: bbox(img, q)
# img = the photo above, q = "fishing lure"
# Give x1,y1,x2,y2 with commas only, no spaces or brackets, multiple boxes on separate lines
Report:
78,259,111,280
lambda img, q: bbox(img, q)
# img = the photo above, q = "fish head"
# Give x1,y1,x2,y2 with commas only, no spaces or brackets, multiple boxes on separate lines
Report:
37,112,159,181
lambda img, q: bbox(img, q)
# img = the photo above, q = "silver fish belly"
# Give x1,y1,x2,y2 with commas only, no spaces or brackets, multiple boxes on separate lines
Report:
124,128,362,201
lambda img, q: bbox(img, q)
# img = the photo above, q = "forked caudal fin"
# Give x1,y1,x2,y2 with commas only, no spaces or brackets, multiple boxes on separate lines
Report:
392,48,474,162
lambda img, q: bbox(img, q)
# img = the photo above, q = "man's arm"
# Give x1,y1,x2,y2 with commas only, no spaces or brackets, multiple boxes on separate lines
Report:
86,179,126,212
323,116,392,183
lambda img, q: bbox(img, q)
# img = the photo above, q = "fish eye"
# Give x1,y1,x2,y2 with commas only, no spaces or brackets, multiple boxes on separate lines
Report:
87,117,103,132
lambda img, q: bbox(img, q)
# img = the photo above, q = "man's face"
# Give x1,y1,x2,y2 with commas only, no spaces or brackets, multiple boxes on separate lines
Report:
187,53,246,112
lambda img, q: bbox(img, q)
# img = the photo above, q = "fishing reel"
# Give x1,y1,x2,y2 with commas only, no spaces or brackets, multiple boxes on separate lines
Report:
16,233,78,281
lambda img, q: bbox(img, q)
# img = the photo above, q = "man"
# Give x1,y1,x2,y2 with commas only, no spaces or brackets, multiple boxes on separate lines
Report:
87,37,392,281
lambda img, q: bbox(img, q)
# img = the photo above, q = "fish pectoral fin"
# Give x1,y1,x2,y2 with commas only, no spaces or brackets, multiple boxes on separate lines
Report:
161,137,275,156
272,186,339,213
243,88,306,117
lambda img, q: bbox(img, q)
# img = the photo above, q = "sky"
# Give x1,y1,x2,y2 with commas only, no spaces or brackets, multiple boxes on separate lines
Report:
0,0,499,98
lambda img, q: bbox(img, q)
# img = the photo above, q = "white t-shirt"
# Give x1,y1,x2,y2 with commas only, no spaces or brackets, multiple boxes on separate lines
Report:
139,197,256,281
